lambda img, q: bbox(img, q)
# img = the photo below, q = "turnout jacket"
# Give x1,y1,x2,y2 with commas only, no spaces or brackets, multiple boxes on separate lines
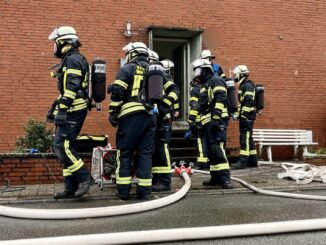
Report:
160,72,180,116
109,57,179,119
237,79,256,120
55,48,89,112
109,56,149,119
188,74,228,126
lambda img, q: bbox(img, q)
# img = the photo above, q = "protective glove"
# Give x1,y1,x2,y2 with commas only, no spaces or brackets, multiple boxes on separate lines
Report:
55,110,67,126
184,123,196,139
109,113,119,127
184,130,193,140
46,108,55,123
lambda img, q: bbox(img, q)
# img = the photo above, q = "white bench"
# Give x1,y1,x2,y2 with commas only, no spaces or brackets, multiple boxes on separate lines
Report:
253,129,318,162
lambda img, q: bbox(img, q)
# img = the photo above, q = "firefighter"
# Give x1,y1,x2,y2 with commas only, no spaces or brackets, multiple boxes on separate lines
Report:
200,49,226,79
201,49,229,158
108,42,156,200
188,78,209,170
149,55,180,192
188,59,233,189
231,65,258,169
161,59,181,120
47,26,91,199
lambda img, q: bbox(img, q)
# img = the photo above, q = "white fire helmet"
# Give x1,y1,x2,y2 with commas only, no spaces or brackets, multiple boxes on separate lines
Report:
123,42,149,62
232,65,249,81
48,26,79,42
200,49,215,60
191,58,213,79
48,26,80,58
161,59,174,71
148,50,159,62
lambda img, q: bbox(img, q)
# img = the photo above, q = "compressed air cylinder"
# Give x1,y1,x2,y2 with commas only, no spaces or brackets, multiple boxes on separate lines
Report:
255,84,264,110
225,79,238,113
91,59,106,103
147,62,164,103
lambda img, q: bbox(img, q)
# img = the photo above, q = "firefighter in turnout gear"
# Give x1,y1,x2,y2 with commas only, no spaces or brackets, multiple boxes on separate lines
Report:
232,65,258,169
150,56,180,192
188,59,233,189
188,79,209,170
47,26,91,199
161,59,180,119
200,49,226,79
200,49,229,159
108,42,156,200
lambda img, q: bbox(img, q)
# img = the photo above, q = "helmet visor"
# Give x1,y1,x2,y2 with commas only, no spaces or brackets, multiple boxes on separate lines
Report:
193,67,202,78
53,42,58,54
48,28,59,41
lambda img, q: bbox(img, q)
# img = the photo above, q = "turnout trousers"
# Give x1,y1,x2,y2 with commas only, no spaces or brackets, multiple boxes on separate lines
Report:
195,126,209,169
152,118,172,187
239,119,258,167
203,122,231,184
219,118,229,149
116,112,156,197
53,109,89,192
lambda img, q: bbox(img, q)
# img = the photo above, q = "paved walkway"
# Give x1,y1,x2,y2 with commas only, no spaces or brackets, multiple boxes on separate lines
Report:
1,161,326,204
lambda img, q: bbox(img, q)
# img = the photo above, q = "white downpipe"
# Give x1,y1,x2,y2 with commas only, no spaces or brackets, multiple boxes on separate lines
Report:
0,171,191,220
2,218,326,244
194,169,326,201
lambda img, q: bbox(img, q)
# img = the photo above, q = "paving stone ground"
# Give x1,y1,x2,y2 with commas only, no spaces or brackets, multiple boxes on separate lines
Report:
1,161,326,204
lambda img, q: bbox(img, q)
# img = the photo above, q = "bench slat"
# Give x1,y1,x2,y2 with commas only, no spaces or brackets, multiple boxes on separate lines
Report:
254,129,307,132
253,132,307,135
258,142,318,146
253,129,318,162
254,140,311,144
253,136,307,139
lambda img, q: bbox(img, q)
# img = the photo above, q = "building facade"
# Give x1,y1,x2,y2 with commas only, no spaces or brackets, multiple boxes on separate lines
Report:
0,0,325,157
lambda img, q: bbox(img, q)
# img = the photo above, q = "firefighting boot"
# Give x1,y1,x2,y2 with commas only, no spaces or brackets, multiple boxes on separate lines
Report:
53,176,78,199
221,181,234,189
53,190,75,199
202,179,220,186
232,154,250,169
151,183,171,192
248,155,258,168
74,167,92,198
202,173,220,186
231,161,248,170
74,179,91,197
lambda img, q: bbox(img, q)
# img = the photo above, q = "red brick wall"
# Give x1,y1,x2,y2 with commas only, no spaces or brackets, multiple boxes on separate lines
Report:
0,0,325,152
0,154,92,185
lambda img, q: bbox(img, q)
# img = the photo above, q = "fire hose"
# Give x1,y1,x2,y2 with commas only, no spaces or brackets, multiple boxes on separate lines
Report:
2,218,326,244
0,166,191,220
2,166,326,244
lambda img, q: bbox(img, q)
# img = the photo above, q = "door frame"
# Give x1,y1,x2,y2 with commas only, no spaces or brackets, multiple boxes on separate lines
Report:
148,27,202,127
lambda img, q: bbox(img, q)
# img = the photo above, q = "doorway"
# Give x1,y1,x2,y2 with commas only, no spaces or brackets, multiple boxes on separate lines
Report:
148,27,202,124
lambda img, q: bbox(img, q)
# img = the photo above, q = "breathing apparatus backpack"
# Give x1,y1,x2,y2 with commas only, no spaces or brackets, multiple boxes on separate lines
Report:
225,78,238,113
140,61,164,113
88,58,107,111
255,84,265,110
